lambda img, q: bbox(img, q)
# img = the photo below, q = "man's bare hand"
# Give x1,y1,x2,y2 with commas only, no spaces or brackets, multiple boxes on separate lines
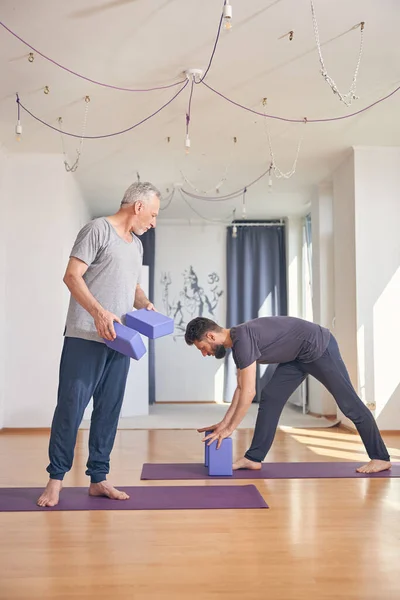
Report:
203,426,234,449
93,309,122,341
198,421,233,448
197,422,225,435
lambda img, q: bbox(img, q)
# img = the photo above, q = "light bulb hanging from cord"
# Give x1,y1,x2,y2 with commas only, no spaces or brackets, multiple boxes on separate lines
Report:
184,73,195,155
223,1,232,30
268,164,273,193
15,93,22,142
15,119,22,142
232,208,237,238
242,187,247,219
185,133,191,155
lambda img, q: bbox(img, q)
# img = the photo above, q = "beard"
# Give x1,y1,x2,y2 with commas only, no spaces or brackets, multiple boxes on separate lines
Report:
214,345,227,359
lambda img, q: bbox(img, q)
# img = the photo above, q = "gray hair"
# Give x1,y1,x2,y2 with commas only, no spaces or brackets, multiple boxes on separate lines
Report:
121,181,161,207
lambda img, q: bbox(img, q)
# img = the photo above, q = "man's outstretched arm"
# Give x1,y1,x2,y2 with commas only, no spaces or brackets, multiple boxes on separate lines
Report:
203,362,257,448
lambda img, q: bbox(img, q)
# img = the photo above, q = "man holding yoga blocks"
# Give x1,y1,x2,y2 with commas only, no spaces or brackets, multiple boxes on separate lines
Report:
37,182,160,507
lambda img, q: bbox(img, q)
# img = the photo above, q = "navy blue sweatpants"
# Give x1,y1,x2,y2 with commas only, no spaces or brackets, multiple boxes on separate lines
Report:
47,337,130,483
245,334,390,463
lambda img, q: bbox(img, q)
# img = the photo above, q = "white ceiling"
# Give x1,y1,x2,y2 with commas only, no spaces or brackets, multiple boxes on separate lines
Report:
1,0,399,220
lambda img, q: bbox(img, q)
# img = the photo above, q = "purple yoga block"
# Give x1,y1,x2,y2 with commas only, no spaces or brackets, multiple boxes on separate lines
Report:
104,322,146,360
208,438,233,476
125,309,174,339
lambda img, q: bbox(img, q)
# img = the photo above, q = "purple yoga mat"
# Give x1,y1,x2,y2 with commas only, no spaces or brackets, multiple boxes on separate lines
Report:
0,485,268,512
140,461,400,480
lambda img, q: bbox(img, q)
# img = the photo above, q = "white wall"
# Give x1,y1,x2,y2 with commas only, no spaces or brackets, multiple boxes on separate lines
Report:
353,147,400,430
154,222,226,402
328,146,400,431
1,153,90,427
0,145,8,429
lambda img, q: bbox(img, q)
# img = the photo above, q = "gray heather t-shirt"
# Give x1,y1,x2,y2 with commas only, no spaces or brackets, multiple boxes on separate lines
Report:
64,217,143,343
231,316,331,370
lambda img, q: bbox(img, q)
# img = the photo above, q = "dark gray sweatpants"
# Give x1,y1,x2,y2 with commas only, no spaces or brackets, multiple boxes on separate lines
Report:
46,337,130,483
245,334,390,463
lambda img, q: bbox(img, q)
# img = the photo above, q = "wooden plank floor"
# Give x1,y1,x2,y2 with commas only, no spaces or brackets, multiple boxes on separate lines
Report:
0,426,399,600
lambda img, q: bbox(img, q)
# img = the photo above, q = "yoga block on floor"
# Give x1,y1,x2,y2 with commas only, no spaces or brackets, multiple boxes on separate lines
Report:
208,438,233,477
125,309,174,339
104,322,146,360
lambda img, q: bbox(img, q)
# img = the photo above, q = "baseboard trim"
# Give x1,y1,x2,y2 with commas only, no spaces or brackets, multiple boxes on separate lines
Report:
329,422,400,435
1,427,51,433
155,401,220,405
307,411,338,421
378,430,400,434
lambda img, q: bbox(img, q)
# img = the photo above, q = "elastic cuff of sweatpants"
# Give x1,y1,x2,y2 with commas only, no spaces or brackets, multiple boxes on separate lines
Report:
90,474,107,484
49,474,65,481
371,455,391,462
244,453,262,463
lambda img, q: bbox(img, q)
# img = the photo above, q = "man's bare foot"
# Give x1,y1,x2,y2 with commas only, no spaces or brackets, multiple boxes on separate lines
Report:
232,457,262,471
356,459,392,474
37,479,63,507
89,481,129,500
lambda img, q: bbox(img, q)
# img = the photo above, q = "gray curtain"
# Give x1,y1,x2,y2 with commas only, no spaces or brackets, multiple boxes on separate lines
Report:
224,223,287,403
141,228,155,405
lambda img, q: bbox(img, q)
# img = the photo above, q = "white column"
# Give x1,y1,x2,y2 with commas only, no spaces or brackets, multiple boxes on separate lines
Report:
285,216,307,410
308,183,337,415
120,266,150,417
285,216,303,318
332,150,358,428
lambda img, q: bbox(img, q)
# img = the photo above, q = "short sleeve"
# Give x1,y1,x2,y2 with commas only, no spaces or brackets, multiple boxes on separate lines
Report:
70,221,104,266
232,325,261,370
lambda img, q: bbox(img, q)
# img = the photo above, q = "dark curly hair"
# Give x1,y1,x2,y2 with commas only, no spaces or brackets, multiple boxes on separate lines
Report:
184,317,222,345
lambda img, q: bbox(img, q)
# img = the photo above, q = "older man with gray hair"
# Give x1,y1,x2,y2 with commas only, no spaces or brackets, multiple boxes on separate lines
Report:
37,181,160,507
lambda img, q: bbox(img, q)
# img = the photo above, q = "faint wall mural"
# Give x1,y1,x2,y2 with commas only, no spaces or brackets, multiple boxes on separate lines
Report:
160,266,224,340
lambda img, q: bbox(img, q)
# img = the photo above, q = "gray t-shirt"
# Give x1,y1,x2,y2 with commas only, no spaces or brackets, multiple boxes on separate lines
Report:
231,316,331,370
64,217,143,343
